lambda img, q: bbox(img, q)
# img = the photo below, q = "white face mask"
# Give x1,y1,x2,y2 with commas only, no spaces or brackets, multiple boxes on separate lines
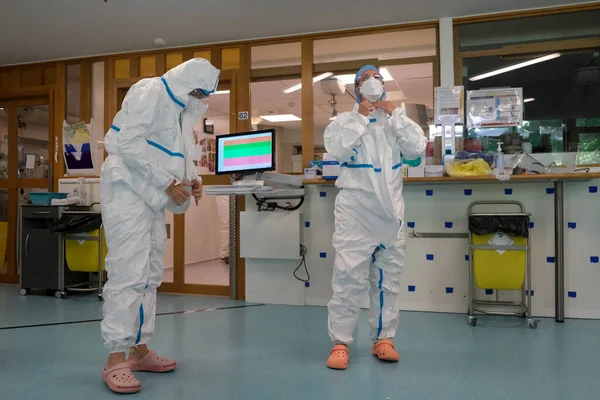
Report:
360,77,384,102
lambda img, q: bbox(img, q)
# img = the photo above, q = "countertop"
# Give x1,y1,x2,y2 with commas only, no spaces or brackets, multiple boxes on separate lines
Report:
303,172,600,185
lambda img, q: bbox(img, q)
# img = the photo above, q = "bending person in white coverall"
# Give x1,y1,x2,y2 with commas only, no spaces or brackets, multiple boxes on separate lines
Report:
324,65,427,370
100,58,219,393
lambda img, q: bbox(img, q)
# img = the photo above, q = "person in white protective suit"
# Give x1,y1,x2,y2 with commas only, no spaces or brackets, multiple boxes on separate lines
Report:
100,58,219,393
324,65,427,370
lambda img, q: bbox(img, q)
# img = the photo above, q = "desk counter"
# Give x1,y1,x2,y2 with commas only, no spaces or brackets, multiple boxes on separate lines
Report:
244,174,600,321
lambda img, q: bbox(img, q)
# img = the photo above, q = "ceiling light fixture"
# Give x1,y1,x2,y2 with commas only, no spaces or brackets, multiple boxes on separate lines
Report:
334,67,394,85
524,98,535,103
469,53,561,82
213,90,230,95
260,114,301,122
283,72,334,94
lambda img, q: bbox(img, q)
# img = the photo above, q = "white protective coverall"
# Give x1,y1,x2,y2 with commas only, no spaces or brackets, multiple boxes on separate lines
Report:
101,58,219,353
325,88,427,345
215,195,230,260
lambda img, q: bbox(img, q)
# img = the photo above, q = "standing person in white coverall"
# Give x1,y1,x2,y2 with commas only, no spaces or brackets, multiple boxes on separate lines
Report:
100,58,219,393
324,65,427,370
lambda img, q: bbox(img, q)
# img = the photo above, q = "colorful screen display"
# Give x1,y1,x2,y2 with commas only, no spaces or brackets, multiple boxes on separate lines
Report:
216,131,274,174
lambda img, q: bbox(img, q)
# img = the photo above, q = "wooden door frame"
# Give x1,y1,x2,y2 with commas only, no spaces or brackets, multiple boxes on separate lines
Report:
0,91,54,284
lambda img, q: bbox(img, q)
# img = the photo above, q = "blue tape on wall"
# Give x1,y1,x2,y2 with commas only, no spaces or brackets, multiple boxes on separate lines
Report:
426,254,434,261
407,222,415,228
408,285,416,292
464,189,472,196
485,289,494,295
529,222,535,229
504,188,513,195
465,255,470,261
568,222,577,229
426,189,434,196
319,252,326,258
546,188,555,195
568,291,577,298
305,222,310,228
547,256,555,263
526,290,535,297
445,222,453,229
305,282,310,288
445,287,454,294
591,256,599,264
590,186,598,193
320,192,326,197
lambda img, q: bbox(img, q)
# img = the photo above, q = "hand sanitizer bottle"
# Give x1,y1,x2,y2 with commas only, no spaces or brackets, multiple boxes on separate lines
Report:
496,142,504,176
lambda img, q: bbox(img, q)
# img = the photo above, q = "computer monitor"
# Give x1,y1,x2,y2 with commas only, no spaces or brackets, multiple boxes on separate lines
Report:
215,129,276,175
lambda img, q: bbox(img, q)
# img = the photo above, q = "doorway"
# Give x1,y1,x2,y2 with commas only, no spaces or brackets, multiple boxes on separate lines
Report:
0,96,54,283
110,81,234,296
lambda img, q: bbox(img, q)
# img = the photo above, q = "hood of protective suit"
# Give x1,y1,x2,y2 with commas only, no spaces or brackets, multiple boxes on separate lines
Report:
162,58,220,107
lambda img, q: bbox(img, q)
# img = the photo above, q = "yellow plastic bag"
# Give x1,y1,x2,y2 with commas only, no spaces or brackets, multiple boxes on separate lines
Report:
445,158,491,177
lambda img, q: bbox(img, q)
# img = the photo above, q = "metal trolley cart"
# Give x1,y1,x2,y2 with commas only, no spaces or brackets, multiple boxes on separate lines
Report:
467,201,538,329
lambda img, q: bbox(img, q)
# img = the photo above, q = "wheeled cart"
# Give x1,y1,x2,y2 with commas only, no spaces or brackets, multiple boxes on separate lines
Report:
467,201,538,329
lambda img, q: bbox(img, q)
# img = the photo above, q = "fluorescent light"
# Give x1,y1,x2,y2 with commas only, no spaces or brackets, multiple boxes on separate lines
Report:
379,68,394,81
469,53,561,82
283,72,334,94
335,68,394,85
524,98,535,103
260,114,301,122
329,116,337,121
214,90,230,95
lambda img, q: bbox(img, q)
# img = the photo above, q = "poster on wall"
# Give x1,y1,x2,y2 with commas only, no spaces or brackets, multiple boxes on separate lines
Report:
62,121,95,175
434,86,464,124
466,87,523,129
193,128,216,175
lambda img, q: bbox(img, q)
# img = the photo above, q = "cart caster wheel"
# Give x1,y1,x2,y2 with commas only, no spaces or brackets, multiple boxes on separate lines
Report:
528,319,538,329
469,316,477,326
19,288,29,296
55,291,66,299
98,294,104,301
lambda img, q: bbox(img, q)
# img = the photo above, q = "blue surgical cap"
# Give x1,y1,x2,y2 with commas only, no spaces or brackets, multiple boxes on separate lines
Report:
354,65,387,103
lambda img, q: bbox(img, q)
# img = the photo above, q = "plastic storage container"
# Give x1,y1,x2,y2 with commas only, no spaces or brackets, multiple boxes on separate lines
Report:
322,153,340,180
29,192,68,205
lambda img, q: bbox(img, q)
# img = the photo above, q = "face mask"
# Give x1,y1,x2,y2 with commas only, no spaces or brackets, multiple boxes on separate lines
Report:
360,77,384,103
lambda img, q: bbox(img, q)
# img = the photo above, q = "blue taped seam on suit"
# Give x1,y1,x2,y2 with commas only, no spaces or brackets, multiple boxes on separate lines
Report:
160,77,186,108
135,303,144,345
111,124,184,158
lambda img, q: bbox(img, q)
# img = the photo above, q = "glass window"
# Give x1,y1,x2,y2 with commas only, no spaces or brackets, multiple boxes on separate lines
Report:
312,30,437,165
462,49,600,163
251,42,302,173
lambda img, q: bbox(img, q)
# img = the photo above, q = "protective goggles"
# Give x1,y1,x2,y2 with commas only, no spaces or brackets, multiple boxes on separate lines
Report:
189,88,212,100
356,74,383,84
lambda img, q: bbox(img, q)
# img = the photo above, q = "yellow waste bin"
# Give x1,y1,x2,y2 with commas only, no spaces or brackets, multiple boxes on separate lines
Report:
472,232,526,290
65,229,107,272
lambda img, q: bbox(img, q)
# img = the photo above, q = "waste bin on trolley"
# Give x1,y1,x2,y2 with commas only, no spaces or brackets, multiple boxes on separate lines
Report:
467,200,538,329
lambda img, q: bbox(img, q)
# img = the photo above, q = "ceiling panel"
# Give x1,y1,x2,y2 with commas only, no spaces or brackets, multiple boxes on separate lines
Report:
0,0,587,65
